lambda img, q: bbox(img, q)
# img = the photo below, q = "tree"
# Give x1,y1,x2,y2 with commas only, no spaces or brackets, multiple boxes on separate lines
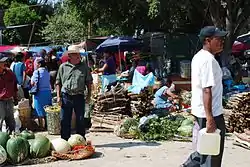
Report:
3,1,40,44
186,0,250,66
40,4,87,44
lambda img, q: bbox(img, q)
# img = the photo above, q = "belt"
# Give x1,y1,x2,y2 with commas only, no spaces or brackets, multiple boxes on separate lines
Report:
0,97,13,101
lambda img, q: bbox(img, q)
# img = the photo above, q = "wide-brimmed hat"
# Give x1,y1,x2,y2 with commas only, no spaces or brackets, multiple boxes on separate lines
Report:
67,45,80,54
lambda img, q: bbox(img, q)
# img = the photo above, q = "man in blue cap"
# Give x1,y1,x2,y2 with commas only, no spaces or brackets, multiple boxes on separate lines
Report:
181,26,227,167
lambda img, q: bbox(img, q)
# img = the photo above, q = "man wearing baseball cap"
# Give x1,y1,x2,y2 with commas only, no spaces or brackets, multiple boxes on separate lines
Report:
181,26,227,167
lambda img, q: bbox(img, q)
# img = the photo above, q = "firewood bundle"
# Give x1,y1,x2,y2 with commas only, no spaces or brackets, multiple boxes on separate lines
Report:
93,87,131,115
91,87,131,131
129,87,154,117
226,92,250,133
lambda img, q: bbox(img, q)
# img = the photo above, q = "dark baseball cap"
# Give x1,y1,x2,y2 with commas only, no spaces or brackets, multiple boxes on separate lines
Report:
199,26,228,38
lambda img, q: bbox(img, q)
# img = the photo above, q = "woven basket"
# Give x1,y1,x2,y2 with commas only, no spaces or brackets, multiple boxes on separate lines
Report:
52,147,95,160
46,111,61,135
44,105,61,135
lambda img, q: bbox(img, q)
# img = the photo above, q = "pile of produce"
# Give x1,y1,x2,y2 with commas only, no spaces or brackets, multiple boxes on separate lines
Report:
180,90,192,106
115,113,194,141
129,87,154,117
0,131,95,166
114,118,140,139
0,130,52,165
51,134,95,160
226,92,250,133
92,86,131,131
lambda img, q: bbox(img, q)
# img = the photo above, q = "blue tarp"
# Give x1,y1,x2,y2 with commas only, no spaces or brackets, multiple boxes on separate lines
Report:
127,69,155,94
29,46,66,53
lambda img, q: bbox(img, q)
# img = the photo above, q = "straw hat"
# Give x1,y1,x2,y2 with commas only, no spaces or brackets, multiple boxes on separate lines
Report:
67,45,80,54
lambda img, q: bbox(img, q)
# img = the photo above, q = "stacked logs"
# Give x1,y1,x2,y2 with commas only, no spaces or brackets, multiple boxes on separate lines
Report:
92,87,131,131
129,87,154,117
226,92,250,133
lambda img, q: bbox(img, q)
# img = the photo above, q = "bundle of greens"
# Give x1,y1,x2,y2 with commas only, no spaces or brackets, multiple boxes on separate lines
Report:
114,118,140,139
139,116,183,141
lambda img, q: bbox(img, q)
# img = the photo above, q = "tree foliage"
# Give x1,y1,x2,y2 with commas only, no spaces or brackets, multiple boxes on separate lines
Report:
3,1,40,44
40,4,87,44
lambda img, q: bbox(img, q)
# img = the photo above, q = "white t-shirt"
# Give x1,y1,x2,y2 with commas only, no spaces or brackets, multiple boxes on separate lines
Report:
191,49,223,118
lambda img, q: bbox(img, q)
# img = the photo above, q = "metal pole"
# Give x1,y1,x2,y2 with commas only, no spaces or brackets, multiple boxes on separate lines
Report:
0,30,2,45
27,22,36,49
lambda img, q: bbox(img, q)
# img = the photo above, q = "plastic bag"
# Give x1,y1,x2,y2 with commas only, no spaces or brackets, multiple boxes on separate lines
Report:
14,110,21,132
222,67,232,80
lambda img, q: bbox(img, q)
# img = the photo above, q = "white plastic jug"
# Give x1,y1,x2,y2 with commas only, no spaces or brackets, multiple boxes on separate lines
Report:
197,128,221,155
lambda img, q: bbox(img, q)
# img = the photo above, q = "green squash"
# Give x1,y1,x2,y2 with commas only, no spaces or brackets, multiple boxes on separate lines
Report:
181,119,193,127
0,132,10,149
20,130,35,140
6,136,29,164
30,136,51,158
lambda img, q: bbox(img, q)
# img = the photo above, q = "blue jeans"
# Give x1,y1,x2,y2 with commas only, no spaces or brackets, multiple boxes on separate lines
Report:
60,93,85,140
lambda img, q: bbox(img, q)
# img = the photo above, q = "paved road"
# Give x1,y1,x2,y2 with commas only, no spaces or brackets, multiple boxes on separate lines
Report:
18,133,250,167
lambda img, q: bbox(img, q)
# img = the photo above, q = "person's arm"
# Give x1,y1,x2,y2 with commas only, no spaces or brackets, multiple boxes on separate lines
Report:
55,65,63,105
201,60,217,133
85,66,93,103
12,72,18,102
97,63,108,72
30,70,38,86
165,89,178,99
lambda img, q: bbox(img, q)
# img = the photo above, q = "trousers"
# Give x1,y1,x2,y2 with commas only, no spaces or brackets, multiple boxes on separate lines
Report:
60,93,86,140
0,99,15,133
183,114,226,167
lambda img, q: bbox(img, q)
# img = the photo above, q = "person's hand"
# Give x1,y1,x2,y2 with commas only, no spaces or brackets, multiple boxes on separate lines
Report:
168,97,173,101
173,95,178,99
57,97,62,106
206,117,217,133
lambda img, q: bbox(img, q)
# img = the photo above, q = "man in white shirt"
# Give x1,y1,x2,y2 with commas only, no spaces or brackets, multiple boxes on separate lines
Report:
181,26,227,167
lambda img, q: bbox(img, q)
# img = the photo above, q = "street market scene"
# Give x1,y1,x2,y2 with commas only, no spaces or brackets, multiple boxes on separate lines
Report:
0,0,250,167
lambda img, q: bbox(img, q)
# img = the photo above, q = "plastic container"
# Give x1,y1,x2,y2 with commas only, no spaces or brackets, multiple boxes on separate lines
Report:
197,128,221,155
180,60,191,78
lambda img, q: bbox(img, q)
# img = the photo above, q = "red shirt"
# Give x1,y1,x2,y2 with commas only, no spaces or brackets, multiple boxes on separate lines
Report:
25,59,34,77
0,69,18,100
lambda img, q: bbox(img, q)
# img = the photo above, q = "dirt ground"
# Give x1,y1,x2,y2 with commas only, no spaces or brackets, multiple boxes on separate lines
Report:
15,132,249,167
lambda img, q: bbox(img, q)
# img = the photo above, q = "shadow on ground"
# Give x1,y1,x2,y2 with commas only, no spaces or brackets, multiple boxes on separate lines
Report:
91,151,105,159
95,141,161,149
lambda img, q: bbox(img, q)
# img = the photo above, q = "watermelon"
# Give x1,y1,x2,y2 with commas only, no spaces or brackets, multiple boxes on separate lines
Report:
0,145,7,165
6,136,29,164
20,130,35,140
30,136,51,158
0,132,10,149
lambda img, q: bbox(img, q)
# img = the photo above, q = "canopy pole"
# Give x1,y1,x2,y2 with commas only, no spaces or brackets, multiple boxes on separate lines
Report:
118,46,122,72
0,30,2,45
